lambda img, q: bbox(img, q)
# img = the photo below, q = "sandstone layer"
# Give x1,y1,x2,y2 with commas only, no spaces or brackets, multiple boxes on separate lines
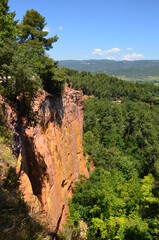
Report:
16,85,88,231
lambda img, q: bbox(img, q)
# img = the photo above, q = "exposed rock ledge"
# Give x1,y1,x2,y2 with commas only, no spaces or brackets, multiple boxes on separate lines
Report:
1,85,88,231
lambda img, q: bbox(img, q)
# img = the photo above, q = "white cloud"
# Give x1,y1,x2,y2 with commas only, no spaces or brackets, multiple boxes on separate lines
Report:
58,26,63,31
122,53,144,61
92,48,105,55
43,26,51,33
92,47,121,56
126,48,133,51
105,48,121,54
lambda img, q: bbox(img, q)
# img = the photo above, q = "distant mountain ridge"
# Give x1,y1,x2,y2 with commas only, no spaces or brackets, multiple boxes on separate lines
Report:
59,59,159,78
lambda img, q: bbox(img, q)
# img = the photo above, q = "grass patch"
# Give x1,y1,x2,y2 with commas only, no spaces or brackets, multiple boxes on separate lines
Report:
0,166,48,240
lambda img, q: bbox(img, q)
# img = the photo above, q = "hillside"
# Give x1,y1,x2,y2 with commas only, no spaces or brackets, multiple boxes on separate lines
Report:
59,59,159,82
61,69,159,240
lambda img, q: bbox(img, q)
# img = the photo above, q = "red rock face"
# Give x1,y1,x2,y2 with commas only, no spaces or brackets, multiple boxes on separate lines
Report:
17,85,88,231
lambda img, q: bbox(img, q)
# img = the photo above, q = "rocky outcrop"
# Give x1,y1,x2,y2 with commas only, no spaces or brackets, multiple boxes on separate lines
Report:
16,85,88,231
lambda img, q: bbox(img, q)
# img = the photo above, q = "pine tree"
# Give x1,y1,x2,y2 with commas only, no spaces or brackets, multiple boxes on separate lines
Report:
0,0,17,43
18,9,58,51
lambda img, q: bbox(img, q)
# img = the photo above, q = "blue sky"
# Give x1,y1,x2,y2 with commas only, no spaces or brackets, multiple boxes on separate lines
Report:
9,0,159,61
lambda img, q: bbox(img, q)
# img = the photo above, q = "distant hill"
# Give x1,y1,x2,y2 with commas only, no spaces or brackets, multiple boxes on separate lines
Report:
59,59,159,81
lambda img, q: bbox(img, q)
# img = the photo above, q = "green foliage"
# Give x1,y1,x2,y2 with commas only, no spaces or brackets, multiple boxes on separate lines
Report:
58,219,82,240
123,214,151,240
0,137,16,181
65,70,159,104
0,0,17,45
0,0,17,80
18,9,58,51
63,69,159,239
141,174,157,206
68,170,159,239
0,43,42,123
2,166,19,190
0,1,65,124
0,173,45,240
40,57,65,94
71,169,141,220
0,106,12,144
81,95,159,177
16,8,64,97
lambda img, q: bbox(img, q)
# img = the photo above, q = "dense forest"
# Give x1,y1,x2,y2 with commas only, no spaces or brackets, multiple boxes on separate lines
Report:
0,1,159,239
59,69,159,239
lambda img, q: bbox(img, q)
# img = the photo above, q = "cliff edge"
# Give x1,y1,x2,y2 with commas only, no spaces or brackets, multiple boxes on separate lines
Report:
14,85,88,231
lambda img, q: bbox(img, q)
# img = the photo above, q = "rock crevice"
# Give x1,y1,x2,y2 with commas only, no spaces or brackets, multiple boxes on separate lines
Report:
16,85,88,230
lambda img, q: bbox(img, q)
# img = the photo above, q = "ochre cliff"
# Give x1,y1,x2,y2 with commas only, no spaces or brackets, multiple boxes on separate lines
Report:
16,85,88,231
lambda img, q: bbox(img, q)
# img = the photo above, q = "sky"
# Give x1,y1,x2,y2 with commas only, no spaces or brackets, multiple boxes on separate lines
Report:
9,0,159,61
